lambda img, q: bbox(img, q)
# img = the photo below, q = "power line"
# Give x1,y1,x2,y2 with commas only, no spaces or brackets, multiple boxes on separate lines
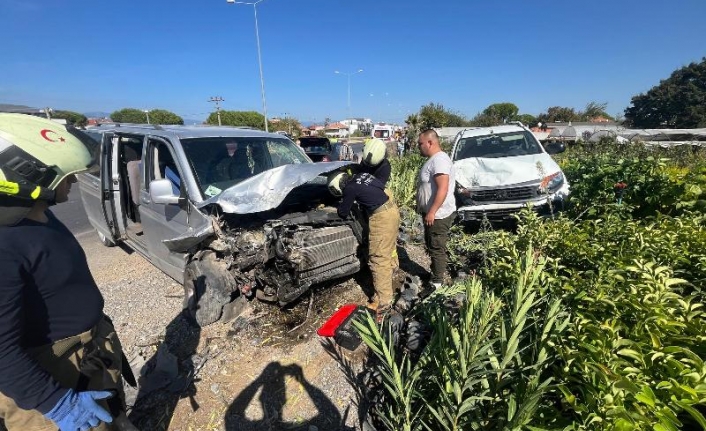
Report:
208,96,225,126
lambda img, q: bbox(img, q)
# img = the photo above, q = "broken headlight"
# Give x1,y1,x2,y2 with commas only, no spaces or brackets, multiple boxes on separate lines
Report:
539,172,564,194
456,185,475,206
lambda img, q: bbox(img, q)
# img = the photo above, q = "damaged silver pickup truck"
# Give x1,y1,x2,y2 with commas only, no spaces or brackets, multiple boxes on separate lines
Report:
79,124,362,326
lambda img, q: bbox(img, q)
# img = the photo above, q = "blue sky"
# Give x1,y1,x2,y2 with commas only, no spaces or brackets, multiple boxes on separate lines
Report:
1,0,705,124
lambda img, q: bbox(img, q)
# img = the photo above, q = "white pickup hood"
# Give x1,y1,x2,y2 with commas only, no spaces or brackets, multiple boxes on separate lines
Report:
454,153,562,188
196,161,351,214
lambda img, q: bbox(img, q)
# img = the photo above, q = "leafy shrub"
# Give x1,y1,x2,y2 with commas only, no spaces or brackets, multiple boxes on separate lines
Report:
359,140,706,431
355,248,569,431
389,153,425,210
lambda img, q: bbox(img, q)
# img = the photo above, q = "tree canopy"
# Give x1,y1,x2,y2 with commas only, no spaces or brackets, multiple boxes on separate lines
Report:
51,110,87,128
581,102,613,122
417,103,468,129
149,109,184,125
624,57,706,128
270,117,302,138
111,108,183,125
537,106,580,124
206,110,267,129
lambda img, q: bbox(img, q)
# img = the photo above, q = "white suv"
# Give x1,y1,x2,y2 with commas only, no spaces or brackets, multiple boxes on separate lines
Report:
450,124,569,223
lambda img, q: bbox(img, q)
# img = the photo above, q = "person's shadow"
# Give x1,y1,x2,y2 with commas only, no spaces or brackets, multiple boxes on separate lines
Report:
127,310,201,430
224,361,351,431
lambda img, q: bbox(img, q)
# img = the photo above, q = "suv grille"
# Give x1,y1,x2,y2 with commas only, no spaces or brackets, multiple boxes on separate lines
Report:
471,186,537,202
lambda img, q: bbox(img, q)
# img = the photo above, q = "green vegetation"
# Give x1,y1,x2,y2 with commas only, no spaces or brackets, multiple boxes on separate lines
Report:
110,108,184,125
206,110,266,130
624,57,706,128
51,110,87,127
360,142,706,430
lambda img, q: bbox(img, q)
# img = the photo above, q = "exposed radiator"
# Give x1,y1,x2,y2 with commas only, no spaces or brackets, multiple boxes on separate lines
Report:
286,225,359,271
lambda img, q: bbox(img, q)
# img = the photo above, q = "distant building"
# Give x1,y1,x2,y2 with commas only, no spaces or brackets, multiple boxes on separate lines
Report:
341,118,373,136
324,122,349,138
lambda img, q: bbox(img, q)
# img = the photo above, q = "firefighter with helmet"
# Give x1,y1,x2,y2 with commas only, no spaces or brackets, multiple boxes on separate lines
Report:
359,138,391,184
0,114,138,430
358,138,401,272
328,164,400,319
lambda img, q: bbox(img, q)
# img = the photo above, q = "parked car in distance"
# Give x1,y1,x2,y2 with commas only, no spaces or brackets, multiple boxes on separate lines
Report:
299,136,334,162
79,124,363,327
451,124,570,224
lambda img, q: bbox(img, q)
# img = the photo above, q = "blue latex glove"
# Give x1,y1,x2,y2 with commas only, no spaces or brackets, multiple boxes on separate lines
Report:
44,388,114,431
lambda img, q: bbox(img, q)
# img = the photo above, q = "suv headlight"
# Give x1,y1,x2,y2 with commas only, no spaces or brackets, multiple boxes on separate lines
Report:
539,172,564,193
456,185,474,205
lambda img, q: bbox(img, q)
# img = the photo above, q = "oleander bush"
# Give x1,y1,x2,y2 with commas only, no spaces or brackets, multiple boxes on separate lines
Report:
357,142,706,430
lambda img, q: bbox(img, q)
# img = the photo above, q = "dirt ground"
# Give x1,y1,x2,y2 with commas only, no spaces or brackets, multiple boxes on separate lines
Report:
78,229,430,431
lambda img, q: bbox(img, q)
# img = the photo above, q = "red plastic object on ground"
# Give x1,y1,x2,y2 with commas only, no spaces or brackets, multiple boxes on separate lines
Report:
317,304,358,337
318,304,373,350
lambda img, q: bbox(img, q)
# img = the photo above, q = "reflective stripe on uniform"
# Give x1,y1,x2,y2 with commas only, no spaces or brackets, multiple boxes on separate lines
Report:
0,180,19,196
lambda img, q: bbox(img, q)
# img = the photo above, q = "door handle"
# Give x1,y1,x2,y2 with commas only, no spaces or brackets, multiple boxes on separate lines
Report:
141,197,150,204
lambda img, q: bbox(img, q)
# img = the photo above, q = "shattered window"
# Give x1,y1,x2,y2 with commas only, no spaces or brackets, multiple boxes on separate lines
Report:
181,137,310,197
453,131,543,160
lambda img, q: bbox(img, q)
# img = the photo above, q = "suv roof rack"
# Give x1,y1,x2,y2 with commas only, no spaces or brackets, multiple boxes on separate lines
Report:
94,122,165,131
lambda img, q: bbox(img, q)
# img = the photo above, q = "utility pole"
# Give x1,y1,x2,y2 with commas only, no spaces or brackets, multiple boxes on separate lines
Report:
209,96,225,126
283,112,292,136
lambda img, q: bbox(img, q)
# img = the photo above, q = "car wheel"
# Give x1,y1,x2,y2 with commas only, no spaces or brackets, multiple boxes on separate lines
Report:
97,231,116,247
183,251,237,327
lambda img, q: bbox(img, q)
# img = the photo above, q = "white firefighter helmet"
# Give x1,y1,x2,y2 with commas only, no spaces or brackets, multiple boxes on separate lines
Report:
362,138,386,167
0,113,99,225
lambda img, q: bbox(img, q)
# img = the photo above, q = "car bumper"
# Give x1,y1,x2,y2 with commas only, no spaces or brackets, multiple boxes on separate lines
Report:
457,188,569,223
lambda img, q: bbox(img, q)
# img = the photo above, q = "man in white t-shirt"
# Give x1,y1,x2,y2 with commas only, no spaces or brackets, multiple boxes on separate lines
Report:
416,129,456,288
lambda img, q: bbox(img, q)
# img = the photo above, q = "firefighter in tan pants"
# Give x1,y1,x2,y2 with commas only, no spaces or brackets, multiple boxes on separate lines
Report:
328,170,400,318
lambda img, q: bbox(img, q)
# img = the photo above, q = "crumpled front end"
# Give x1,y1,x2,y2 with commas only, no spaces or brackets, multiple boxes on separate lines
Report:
456,179,570,222
208,208,361,305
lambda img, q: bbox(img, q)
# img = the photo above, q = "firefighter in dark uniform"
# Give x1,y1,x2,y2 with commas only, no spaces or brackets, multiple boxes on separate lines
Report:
328,169,400,317
359,138,391,184
0,114,137,431
357,138,399,270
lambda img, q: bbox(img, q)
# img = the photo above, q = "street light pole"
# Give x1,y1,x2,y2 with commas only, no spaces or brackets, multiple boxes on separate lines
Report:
334,69,363,121
227,0,270,132
144,110,150,125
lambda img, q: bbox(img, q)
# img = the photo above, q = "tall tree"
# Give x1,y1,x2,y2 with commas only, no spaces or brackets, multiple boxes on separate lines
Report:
417,102,468,129
206,110,266,130
537,106,579,124
580,102,613,121
51,110,88,127
516,114,538,127
624,57,706,128
148,109,183,125
111,108,150,124
111,108,183,125
483,102,519,123
270,117,302,137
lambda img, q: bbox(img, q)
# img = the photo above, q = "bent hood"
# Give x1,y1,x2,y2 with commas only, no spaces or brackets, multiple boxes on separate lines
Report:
196,161,351,214
454,153,562,188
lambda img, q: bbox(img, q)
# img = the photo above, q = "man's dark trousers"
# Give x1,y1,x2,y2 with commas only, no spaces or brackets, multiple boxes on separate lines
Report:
423,212,456,285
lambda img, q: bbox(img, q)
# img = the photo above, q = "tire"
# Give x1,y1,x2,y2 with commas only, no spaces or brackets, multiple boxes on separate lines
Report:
183,252,236,327
97,230,116,247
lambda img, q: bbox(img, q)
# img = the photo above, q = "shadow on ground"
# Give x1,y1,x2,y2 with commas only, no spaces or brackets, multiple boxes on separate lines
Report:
128,311,201,431
224,361,354,431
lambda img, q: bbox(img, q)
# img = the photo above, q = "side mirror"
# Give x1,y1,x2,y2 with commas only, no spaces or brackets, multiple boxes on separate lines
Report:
544,142,566,155
149,179,180,205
